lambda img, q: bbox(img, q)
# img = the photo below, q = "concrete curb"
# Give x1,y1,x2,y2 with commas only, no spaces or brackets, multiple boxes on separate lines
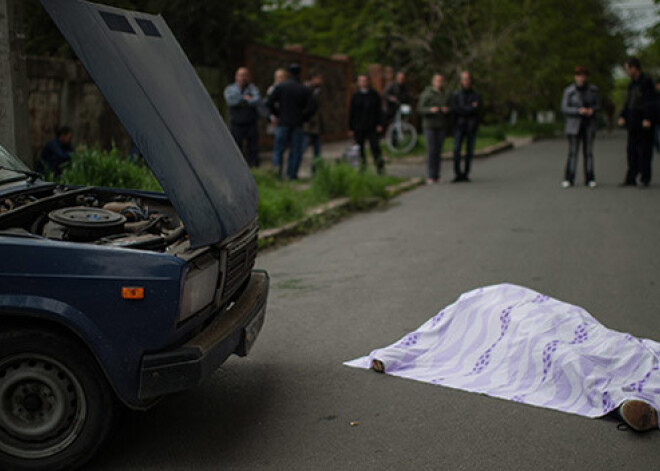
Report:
258,177,424,245
387,140,514,165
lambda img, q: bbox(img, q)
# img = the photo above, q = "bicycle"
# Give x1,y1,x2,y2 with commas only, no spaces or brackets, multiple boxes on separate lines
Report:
385,103,418,155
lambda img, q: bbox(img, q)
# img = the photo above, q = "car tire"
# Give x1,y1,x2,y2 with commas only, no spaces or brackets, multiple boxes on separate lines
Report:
0,328,117,471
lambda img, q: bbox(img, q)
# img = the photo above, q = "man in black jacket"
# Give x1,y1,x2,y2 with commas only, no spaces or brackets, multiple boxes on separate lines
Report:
348,75,385,174
267,63,316,179
451,71,481,182
618,57,657,187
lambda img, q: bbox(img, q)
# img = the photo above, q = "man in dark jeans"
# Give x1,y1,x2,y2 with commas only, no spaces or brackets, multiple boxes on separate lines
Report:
451,71,481,182
348,75,384,174
267,63,316,179
223,67,261,167
40,126,74,176
618,57,656,187
560,66,599,188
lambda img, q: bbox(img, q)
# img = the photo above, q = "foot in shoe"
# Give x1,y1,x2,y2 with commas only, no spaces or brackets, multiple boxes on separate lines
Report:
587,181,597,188
620,400,659,431
561,180,572,188
371,359,385,373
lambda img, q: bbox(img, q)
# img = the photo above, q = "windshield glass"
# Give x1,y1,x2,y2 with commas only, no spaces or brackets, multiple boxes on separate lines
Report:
0,144,32,183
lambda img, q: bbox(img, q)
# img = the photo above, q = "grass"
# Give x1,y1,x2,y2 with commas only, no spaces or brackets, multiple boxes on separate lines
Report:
49,148,404,231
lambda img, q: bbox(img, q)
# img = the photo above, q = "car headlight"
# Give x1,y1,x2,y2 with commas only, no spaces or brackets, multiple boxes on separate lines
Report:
179,258,219,323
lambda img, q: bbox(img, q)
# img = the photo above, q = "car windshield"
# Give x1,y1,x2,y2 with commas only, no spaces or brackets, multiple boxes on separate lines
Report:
0,144,32,184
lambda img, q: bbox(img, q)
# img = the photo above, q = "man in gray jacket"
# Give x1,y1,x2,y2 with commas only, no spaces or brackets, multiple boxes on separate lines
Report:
224,67,262,167
560,66,599,188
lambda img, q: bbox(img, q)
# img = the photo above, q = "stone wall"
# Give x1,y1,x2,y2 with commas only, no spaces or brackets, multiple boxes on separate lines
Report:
27,56,129,162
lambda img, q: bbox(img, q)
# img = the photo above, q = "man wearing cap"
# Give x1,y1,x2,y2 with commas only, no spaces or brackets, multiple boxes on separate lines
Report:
267,63,316,179
560,66,600,188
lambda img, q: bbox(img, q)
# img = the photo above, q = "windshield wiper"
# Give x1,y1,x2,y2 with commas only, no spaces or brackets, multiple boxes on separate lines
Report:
0,166,42,183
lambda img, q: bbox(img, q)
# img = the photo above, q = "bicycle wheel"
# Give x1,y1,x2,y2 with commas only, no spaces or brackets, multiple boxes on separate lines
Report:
385,122,418,155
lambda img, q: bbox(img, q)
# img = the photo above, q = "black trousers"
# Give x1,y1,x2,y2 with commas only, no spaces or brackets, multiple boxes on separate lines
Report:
230,122,259,167
625,127,653,185
355,129,384,173
453,126,477,178
565,129,595,184
424,127,446,180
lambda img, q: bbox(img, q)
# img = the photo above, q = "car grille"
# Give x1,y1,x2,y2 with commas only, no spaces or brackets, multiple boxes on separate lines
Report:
221,225,258,301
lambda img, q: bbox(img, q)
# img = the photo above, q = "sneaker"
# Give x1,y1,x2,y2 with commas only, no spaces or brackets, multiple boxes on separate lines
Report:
561,180,572,188
587,181,597,188
620,400,659,432
451,176,462,183
426,178,435,185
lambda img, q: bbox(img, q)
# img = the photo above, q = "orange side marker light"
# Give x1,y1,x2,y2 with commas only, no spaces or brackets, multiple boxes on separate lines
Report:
122,287,145,300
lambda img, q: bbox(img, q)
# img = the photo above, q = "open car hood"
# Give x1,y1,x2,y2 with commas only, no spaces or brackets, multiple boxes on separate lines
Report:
41,0,258,248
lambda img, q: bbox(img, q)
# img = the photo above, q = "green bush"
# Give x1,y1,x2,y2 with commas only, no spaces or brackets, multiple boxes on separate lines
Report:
53,146,162,191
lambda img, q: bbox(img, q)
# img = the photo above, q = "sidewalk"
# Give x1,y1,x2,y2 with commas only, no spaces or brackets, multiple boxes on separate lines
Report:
258,136,521,179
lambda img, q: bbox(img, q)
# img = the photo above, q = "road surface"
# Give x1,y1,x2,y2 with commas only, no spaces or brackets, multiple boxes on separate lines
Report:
93,132,659,470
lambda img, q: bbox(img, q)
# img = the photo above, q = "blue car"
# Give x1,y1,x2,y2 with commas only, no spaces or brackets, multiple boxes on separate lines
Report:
0,1,268,469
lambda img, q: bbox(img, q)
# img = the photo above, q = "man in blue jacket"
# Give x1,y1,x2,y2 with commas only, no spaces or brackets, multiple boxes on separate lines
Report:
224,67,262,167
618,57,656,187
451,71,481,182
560,66,599,188
40,126,74,176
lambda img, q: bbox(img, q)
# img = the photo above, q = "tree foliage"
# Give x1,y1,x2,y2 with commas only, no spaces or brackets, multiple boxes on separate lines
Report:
24,0,628,119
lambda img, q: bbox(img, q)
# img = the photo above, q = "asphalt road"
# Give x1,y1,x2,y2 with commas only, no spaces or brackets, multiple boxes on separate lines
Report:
92,132,660,470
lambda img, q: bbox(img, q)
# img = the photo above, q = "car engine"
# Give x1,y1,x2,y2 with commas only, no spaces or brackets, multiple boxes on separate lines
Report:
0,186,187,251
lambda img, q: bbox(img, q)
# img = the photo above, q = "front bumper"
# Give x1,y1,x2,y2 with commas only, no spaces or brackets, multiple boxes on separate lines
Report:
138,270,269,400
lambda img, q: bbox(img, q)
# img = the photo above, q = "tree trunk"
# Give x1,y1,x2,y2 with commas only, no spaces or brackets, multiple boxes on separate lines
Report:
0,0,32,167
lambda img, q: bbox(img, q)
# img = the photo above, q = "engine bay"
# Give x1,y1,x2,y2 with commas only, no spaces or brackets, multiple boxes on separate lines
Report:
0,185,188,252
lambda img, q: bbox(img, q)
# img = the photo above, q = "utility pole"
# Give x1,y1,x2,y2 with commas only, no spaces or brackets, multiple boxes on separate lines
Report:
0,0,32,167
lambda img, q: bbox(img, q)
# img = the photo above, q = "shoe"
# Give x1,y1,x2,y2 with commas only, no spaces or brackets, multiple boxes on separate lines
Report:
640,181,650,188
462,175,471,182
587,181,597,188
451,176,463,183
619,181,636,187
426,178,436,185
619,400,659,432
561,180,572,188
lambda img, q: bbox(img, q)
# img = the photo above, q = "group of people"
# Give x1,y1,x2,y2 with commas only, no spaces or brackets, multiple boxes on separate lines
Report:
561,57,660,189
349,70,481,182
223,63,321,180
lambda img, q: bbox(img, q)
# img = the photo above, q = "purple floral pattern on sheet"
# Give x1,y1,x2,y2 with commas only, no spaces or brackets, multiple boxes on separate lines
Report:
345,284,660,424
471,307,513,374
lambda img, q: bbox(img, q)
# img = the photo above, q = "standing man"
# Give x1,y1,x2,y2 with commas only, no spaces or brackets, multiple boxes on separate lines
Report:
304,71,324,173
618,57,656,187
267,63,316,180
417,73,451,184
349,74,385,174
451,71,481,182
560,66,599,188
384,71,411,145
224,67,262,167
40,126,73,176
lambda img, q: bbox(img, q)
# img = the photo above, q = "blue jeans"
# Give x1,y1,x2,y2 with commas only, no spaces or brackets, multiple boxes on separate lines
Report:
272,125,305,179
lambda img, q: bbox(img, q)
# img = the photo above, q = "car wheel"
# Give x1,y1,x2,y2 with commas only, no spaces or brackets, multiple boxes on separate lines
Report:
0,328,117,471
